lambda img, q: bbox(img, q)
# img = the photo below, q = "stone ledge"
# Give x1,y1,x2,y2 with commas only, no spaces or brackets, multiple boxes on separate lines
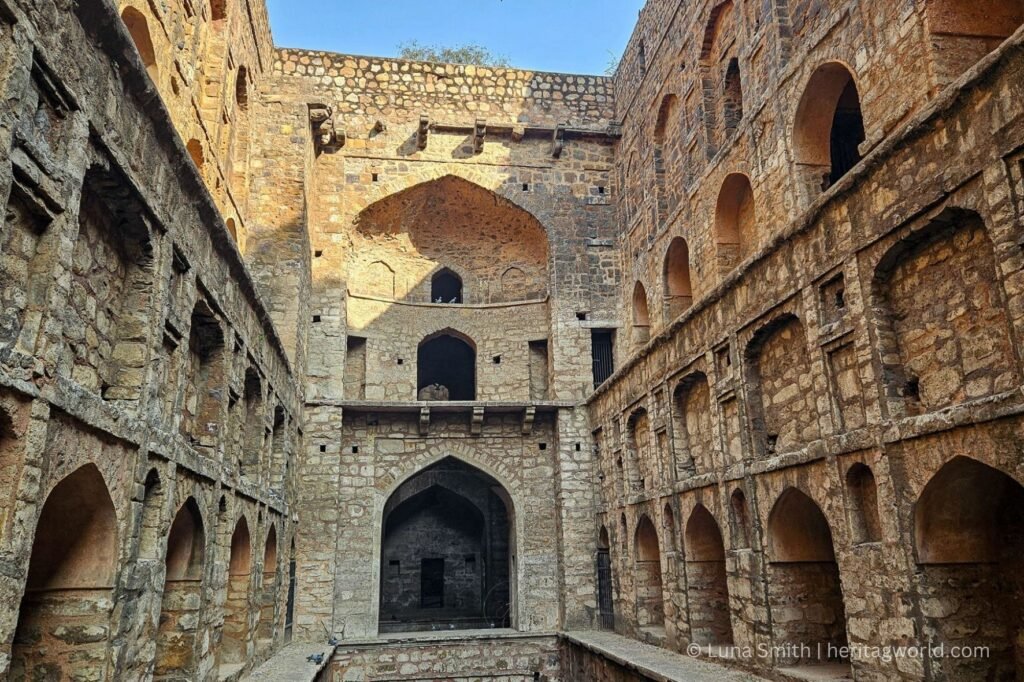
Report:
560,631,768,682
244,642,337,682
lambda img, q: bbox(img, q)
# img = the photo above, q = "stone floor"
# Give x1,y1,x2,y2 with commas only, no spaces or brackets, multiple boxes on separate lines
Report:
561,631,768,681
245,642,337,682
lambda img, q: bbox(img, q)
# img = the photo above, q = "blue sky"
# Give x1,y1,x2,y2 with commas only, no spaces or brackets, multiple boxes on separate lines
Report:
266,0,647,75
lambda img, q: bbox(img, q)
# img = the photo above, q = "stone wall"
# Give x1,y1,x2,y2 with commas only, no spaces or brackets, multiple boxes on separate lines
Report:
589,2,1024,679
0,0,300,679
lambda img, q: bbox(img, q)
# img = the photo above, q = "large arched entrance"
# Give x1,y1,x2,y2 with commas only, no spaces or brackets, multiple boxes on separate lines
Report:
379,458,513,633
913,457,1024,678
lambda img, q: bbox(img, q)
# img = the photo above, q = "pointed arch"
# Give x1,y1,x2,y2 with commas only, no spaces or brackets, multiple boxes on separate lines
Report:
417,328,476,400
257,523,278,643
378,457,514,632
793,62,865,195
766,488,849,669
845,463,881,543
219,516,252,672
12,464,118,679
685,505,733,645
156,498,205,677
631,281,651,347
634,515,665,628
912,456,1024,677
121,7,158,83
663,237,693,320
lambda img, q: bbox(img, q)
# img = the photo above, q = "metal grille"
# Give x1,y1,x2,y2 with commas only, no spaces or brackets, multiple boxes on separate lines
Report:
596,549,614,630
591,330,615,388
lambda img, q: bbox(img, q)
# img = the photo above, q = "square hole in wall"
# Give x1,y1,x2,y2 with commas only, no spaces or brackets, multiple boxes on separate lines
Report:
371,173,379,182
312,314,322,323
522,183,530,192
539,443,547,450
319,444,326,452
597,186,606,195
314,250,324,258
576,311,589,321
820,274,847,324
493,355,502,364
575,443,581,451
397,358,404,365
352,445,359,454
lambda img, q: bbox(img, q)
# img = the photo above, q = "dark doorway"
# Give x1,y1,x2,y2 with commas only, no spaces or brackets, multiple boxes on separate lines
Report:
379,458,512,632
828,80,865,186
591,329,615,388
285,541,296,642
420,558,445,608
431,268,463,303
417,332,476,400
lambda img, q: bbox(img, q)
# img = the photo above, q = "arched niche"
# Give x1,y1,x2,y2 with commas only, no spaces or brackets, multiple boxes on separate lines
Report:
257,524,278,644
121,8,158,82
631,281,651,347
218,516,252,673
12,464,118,680
766,488,850,669
634,515,664,629
155,498,205,678
684,505,733,646
912,457,1024,678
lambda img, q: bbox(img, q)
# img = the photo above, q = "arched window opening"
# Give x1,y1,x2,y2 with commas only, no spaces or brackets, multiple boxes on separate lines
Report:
156,499,205,678
663,237,693,320
121,8,158,83
913,457,1024,678
218,517,252,674
846,463,881,543
11,465,117,680
793,63,865,197
431,268,463,304
729,489,750,549
182,301,225,449
257,524,278,645
634,516,665,630
714,173,755,273
379,458,513,632
722,58,743,137
766,488,850,671
925,0,1024,86
597,525,614,629
417,331,476,401
684,505,734,647
231,66,251,208
631,281,651,347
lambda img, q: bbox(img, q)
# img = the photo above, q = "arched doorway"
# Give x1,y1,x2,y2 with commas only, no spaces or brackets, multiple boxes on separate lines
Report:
11,464,118,680
379,458,513,633
913,457,1024,678
766,488,849,673
634,515,665,631
714,173,755,272
684,505,733,647
631,282,651,347
793,62,865,195
218,517,252,675
155,498,205,678
417,330,476,400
